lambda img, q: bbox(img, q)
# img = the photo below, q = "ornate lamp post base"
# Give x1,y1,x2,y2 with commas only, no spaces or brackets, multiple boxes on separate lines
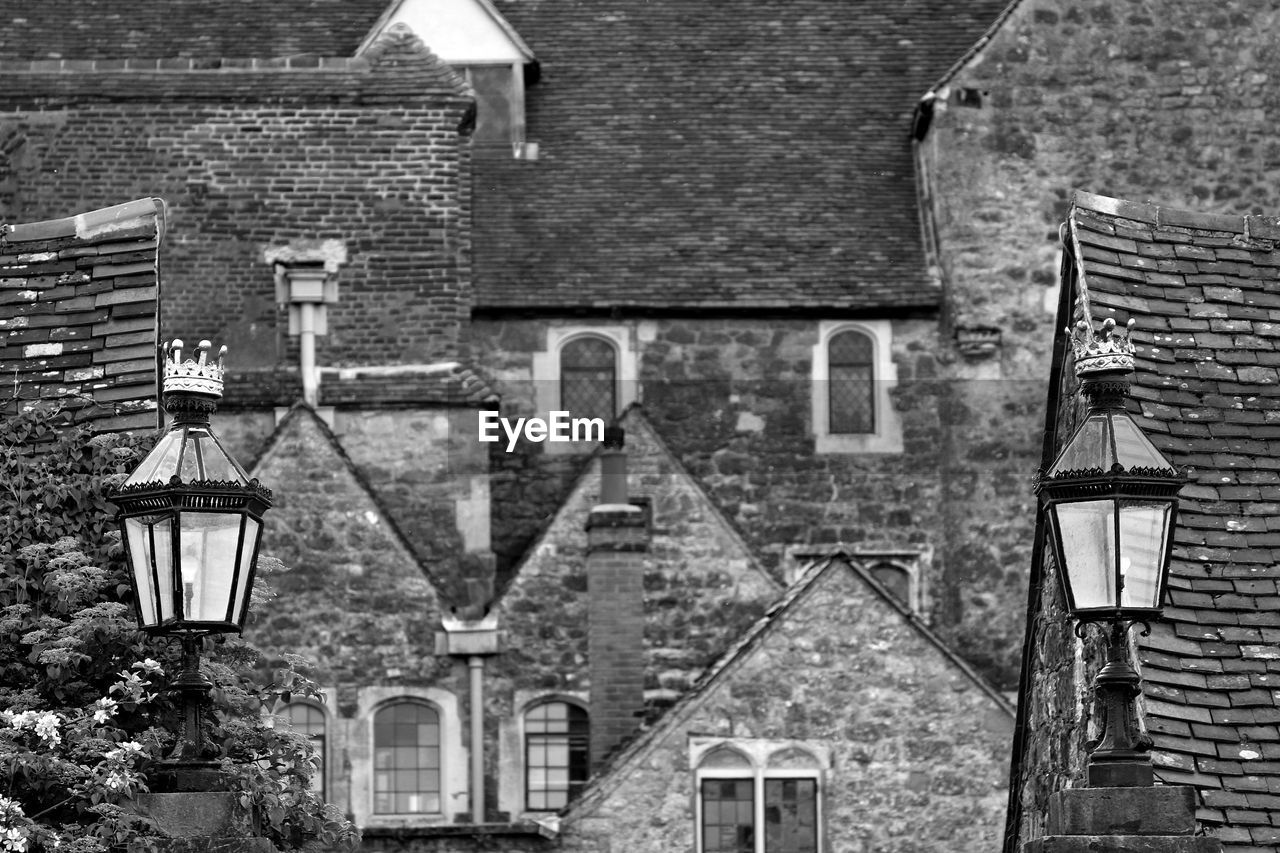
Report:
152,636,228,793
1084,621,1154,788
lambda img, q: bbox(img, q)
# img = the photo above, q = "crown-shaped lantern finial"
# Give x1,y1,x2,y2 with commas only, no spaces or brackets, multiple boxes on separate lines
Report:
1069,316,1136,377
163,338,227,398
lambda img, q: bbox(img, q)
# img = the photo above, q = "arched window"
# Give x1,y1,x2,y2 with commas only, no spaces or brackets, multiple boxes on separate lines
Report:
283,701,326,799
525,701,589,810
828,330,875,435
560,336,617,423
373,701,441,814
870,562,912,608
695,742,821,853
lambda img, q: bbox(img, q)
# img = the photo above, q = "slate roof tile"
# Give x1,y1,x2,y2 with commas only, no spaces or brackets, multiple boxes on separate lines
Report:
471,0,1008,310
0,1,390,59
1064,191,1280,843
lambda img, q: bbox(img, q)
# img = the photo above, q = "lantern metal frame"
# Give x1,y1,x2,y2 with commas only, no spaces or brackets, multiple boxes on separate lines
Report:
1034,316,1186,787
111,340,272,791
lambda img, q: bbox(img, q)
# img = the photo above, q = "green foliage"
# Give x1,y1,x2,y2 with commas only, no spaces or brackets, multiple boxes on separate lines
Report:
0,408,358,853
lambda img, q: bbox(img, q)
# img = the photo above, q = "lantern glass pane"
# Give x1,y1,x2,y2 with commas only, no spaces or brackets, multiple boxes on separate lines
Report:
177,512,243,623
124,431,185,486
124,514,173,626
196,432,247,482
1055,499,1117,610
1111,416,1174,471
1048,414,1109,475
231,517,260,626
1118,500,1172,610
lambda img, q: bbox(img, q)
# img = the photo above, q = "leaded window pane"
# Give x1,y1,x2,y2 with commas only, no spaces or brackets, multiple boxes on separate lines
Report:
702,779,755,853
764,779,818,853
828,331,874,434
373,702,440,814
525,702,589,810
560,337,617,423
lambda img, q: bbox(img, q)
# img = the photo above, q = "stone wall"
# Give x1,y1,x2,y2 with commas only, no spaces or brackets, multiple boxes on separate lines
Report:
474,316,1040,689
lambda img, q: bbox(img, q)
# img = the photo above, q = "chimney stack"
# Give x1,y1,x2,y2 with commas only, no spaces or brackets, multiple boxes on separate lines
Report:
586,425,648,772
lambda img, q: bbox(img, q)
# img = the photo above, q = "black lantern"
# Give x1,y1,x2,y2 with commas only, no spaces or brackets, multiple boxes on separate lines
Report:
1034,316,1185,788
113,339,272,788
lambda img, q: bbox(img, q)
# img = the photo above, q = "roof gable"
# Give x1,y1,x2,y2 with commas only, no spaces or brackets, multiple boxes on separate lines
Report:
560,552,1014,848
493,407,780,701
358,0,533,63
246,405,450,684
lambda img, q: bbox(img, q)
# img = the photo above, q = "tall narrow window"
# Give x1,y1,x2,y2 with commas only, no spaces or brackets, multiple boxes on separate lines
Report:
828,330,875,434
525,701,589,810
560,337,617,423
284,701,326,799
373,701,441,814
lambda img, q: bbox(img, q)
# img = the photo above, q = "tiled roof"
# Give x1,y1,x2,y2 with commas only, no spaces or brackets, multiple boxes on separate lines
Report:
0,1,391,60
473,0,1010,311
0,198,164,433
1065,190,1280,846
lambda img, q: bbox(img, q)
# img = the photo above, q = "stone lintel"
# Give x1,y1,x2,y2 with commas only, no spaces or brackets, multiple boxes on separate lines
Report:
1048,786,1197,836
586,504,647,552
1025,836,1221,853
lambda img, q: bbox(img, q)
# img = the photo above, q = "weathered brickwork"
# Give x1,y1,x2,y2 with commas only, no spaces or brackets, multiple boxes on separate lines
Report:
473,316,1039,689
0,27,475,390
0,198,163,431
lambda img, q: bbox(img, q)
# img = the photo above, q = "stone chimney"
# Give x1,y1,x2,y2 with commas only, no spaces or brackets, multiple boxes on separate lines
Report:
586,425,648,772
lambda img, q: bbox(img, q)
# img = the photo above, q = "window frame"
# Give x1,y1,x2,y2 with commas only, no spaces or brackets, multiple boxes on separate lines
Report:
522,699,590,812
691,739,828,853
370,698,444,817
531,326,638,455
810,320,902,454
558,335,619,427
280,698,329,801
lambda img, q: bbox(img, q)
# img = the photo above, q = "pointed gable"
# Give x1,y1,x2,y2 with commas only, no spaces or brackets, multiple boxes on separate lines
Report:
556,554,1013,852
358,0,533,64
246,406,449,685
494,408,780,703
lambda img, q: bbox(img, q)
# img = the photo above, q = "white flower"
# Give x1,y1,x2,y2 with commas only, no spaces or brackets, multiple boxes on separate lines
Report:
2,828,27,853
103,771,128,791
132,658,163,674
7,711,35,731
120,740,143,754
33,713,61,746
0,795,23,818
92,697,118,724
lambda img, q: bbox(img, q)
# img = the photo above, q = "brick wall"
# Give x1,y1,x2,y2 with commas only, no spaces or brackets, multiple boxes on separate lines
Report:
0,198,163,431
0,27,474,404
585,507,647,771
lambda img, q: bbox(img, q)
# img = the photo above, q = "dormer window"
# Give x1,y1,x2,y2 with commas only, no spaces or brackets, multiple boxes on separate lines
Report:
360,0,536,157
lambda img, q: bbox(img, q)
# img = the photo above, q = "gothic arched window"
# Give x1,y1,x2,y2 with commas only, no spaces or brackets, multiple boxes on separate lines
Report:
828,330,875,435
560,336,617,423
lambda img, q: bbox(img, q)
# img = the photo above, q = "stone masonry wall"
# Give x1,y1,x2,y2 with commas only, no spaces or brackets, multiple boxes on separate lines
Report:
474,316,1039,689
363,561,1015,853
